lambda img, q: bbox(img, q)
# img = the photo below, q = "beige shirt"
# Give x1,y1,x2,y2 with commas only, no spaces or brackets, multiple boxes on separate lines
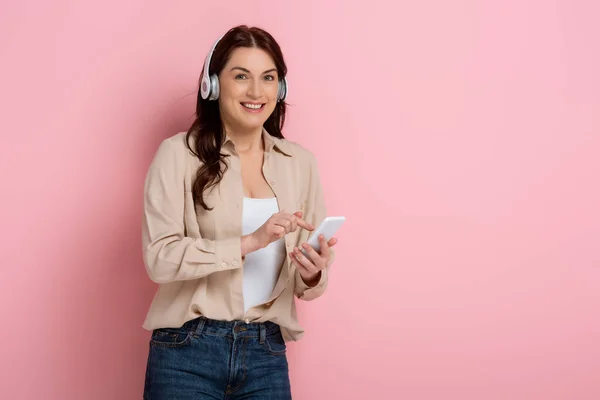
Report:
141,129,334,341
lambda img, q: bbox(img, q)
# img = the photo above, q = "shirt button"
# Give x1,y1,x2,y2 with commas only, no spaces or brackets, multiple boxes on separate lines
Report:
232,260,238,266
221,262,227,268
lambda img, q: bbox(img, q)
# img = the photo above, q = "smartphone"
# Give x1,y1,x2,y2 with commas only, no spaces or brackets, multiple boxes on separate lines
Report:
301,216,346,256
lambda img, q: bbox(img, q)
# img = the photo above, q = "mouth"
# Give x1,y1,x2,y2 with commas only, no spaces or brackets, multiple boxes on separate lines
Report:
241,102,265,113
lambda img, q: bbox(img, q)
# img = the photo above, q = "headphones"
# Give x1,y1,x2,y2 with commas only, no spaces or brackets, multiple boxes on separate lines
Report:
200,34,288,102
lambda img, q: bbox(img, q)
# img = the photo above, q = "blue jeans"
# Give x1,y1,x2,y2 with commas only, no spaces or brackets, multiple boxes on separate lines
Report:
143,317,292,399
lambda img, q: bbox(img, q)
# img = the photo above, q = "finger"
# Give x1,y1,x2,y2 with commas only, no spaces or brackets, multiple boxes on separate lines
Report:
295,263,320,283
290,252,317,277
289,252,311,274
327,237,338,247
293,247,317,272
318,235,331,260
291,211,314,230
289,214,298,233
273,217,293,233
292,247,319,273
272,225,285,239
295,217,314,231
273,212,293,221
289,251,302,268
300,241,325,268
280,214,311,232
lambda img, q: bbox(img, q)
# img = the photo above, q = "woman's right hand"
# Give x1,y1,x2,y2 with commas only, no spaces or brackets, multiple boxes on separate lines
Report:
246,211,314,253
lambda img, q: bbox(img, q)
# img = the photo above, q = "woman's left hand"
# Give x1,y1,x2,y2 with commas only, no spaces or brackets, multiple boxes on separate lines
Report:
290,235,338,285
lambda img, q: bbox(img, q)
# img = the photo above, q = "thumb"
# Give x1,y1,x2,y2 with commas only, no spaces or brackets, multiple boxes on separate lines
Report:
293,211,303,218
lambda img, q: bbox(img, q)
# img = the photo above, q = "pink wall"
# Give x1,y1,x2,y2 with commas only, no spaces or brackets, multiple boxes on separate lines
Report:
1,1,599,399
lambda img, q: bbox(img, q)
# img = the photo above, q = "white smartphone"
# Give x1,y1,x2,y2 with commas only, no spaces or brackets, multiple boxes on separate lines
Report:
301,216,346,257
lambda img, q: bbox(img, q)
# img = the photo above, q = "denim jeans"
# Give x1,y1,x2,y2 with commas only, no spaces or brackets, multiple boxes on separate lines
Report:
143,316,292,399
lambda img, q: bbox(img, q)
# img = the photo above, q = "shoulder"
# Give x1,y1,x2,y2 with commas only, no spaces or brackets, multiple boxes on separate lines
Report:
274,136,319,167
145,132,200,187
273,137,324,191
151,132,196,165
157,131,193,154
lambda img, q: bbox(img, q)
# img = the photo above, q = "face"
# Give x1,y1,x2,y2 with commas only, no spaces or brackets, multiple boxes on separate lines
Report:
218,47,280,133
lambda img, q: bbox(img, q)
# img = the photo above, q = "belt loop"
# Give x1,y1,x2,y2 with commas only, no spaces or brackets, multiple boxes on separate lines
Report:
194,317,206,336
259,323,266,344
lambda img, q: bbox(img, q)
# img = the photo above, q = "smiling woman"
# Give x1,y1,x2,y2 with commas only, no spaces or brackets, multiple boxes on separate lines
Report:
219,50,281,128
141,25,339,399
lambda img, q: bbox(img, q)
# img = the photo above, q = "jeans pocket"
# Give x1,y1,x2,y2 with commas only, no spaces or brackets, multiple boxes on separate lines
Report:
150,327,192,348
264,331,287,356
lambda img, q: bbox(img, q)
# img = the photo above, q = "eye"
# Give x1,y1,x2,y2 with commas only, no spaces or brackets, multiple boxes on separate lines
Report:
235,74,248,80
264,75,275,81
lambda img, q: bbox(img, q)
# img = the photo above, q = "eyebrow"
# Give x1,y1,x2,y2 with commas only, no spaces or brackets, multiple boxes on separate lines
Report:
230,67,277,74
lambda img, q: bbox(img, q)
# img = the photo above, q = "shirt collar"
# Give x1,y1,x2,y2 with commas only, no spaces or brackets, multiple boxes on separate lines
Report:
223,128,293,157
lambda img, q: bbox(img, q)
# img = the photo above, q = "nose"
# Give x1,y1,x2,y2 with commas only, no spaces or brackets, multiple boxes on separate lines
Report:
246,78,261,99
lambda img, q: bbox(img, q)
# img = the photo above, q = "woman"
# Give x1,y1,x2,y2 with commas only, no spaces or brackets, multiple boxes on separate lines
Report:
142,25,338,399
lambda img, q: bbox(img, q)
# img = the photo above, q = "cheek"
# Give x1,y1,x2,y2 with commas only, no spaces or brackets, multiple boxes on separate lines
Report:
219,81,241,100
264,101,277,113
218,92,242,114
267,83,280,101
218,99,237,117
264,84,279,108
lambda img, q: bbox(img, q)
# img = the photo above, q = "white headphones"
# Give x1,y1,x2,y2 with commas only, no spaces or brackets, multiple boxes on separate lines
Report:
200,34,288,102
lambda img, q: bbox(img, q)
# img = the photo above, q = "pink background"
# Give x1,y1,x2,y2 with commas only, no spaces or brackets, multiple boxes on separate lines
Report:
1,1,599,399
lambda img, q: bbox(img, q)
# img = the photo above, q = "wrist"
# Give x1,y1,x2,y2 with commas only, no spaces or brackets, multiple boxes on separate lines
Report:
300,270,321,287
241,233,262,256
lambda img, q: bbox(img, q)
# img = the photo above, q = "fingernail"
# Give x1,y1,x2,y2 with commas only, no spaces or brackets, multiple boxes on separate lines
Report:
302,243,309,249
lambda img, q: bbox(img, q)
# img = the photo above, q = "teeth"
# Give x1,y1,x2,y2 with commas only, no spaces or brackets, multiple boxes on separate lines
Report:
242,103,263,109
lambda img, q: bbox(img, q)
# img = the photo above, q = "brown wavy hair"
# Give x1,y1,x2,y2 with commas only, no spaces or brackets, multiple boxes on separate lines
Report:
185,25,288,210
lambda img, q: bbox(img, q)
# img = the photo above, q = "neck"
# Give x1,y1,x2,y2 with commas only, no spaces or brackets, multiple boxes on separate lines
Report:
224,125,264,153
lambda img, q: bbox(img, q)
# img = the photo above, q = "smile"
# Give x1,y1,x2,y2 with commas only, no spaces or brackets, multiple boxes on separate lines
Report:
241,102,265,111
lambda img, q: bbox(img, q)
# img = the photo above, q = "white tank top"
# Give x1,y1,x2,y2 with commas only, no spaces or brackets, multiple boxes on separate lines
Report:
241,197,286,313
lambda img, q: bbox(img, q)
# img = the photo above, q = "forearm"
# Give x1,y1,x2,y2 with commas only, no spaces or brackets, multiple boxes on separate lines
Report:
241,234,263,258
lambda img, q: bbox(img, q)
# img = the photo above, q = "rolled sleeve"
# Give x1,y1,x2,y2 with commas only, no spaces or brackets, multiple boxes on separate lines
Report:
142,138,242,284
293,151,335,301
294,266,329,300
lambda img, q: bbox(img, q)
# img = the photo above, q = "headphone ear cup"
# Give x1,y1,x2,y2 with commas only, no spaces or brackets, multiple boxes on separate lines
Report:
278,77,288,102
200,75,211,100
210,74,220,100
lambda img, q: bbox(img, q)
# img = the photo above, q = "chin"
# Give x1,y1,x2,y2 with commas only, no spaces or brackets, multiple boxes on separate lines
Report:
239,121,265,131
236,113,273,130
